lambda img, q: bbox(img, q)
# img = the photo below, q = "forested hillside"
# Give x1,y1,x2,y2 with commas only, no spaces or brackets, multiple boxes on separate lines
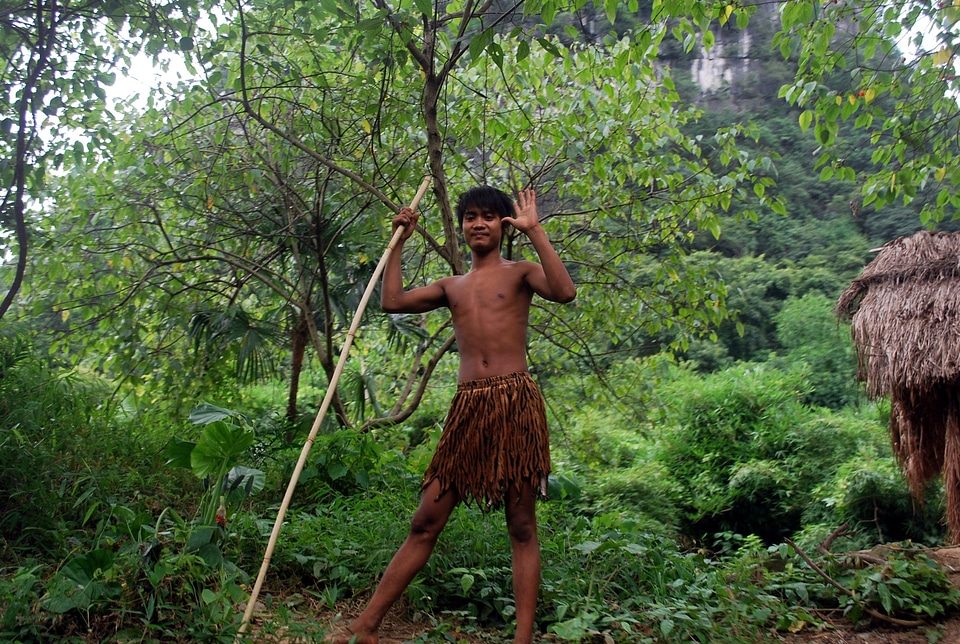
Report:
4,0,960,641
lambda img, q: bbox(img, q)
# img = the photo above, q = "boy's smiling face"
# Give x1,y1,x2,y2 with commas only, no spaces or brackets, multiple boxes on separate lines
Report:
461,205,504,252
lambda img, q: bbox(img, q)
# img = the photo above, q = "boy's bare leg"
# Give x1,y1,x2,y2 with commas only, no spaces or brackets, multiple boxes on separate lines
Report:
325,479,459,644
505,481,541,644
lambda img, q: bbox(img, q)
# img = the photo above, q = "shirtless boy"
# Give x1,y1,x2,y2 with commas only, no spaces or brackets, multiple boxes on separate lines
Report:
328,186,576,644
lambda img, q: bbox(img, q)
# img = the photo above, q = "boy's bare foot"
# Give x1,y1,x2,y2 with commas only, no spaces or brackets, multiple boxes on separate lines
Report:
323,624,378,644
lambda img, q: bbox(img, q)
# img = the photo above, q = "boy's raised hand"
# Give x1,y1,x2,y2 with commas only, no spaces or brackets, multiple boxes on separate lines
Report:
502,188,541,234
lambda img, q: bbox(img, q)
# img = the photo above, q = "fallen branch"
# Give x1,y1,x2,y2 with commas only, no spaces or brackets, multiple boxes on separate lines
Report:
784,538,924,628
816,523,850,555
814,524,886,566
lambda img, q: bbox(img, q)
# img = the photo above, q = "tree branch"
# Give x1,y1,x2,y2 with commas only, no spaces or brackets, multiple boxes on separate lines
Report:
359,332,455,432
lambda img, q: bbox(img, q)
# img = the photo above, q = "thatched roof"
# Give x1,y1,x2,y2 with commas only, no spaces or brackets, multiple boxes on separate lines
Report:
836,230,960,397
836,230,960,542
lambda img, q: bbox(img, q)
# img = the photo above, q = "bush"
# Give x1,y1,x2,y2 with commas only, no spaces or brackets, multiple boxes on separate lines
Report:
548,373,682,532
803,449,946,548
576,461,683,532
655,364,864,544
773,293,859,410
0,332,156,556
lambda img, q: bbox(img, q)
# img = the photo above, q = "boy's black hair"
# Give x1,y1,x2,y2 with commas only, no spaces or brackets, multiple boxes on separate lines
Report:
456,186,513,227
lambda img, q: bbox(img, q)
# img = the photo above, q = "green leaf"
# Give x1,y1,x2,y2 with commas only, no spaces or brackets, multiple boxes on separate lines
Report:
702,29,715,50
327,462,349,480
573,540,602,555
62,549,116,586
814,122,834,145
517,40,530,62
224,465,265,503
165,437,196,469
197,542,223,568
319,0,340,16
468,29,492,60
660,618,675,636
604,0,617,24
190,421,254,478
536,37,562,59
488,41,504,68
550,616,592,641
541,0,557,25
189,403,240,425
736,9,749,29
878,582,893,614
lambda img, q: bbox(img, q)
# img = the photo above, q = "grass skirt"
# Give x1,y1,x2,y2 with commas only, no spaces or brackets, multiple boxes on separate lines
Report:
422,372,551,510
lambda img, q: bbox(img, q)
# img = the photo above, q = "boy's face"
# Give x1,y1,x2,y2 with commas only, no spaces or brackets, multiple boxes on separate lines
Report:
461,205,504,252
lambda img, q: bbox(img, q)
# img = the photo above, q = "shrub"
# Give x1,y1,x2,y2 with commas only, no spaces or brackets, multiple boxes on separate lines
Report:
804,447,946,548
655,364,864,544
773,293,859,410
0,332,157,556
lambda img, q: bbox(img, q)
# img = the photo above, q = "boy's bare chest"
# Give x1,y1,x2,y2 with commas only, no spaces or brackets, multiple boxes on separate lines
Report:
444,269,528,313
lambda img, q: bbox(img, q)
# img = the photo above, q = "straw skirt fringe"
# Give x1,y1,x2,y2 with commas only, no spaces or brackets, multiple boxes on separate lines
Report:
422,371,551,510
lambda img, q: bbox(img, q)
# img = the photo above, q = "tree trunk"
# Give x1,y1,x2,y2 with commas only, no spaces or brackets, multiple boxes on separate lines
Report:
285,310,310,427
0,4,55,321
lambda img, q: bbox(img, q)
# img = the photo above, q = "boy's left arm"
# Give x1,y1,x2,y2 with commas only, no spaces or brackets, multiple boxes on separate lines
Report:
503,189,576,303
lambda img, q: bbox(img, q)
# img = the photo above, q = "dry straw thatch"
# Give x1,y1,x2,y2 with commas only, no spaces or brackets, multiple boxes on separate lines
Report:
836,230,960,542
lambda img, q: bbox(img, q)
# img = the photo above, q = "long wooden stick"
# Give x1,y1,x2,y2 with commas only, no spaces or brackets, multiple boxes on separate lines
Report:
237,177,432,637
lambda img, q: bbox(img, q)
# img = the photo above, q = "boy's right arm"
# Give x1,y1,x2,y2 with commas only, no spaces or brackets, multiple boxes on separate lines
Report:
381,207,448,314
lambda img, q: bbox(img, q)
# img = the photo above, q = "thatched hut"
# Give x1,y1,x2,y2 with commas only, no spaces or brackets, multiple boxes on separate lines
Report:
836,230,960,542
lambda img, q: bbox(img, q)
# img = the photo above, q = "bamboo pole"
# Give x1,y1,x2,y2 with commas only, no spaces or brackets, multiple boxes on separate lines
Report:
237,176,432,637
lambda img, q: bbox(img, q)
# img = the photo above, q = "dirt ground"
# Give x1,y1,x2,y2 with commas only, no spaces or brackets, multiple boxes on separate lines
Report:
253,547,960,643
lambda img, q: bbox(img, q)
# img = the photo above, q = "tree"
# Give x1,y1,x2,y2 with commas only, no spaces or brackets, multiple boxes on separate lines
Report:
774,292,858,409
0,0,219,321
27,0,780,425
775,0,960,227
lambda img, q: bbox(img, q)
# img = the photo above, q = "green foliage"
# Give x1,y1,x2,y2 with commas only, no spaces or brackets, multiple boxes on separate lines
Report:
0,396,267,639
836,545,960,623
295,429,391,500
277,487,810,643
9,0,960,640
0,0,220,319
37,522,249,640
3,339,958,642
775,0,960,227
27,0,784,422
550,404,682,530
273,473,425,609
776,541,960,627
0,564,43,640
803,442,946,548
772,293,859,409
0,331,164,556
537,514,803,642
680,254,859,369
656,364,865,543
545,356,687,530
165,403,265,568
